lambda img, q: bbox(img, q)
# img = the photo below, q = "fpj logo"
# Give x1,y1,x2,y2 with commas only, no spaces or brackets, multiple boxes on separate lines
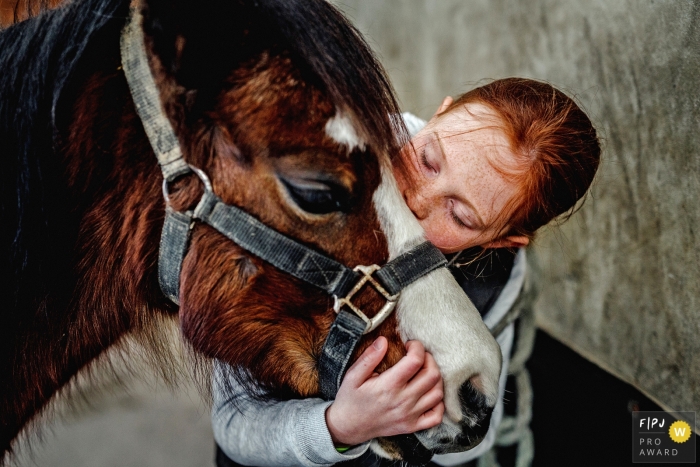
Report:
633,411,695,464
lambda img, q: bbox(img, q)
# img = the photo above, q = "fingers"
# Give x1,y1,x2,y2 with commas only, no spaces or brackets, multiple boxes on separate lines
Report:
413,376,444,416
394,349,445,433
343,336,388,388
382,340,426,384
338,338,445,439
414,401,445,432
405,351,441,396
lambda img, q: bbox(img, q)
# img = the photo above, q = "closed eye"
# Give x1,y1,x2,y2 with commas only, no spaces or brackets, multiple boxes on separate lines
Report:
451,208,468,228
280,176,352,215
449,199,475,230
420,149,437,174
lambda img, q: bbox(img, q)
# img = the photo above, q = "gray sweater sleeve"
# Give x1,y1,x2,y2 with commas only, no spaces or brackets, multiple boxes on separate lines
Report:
211,364,370,467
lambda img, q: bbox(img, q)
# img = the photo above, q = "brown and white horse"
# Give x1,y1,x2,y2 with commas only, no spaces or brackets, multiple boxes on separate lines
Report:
0,0,501,463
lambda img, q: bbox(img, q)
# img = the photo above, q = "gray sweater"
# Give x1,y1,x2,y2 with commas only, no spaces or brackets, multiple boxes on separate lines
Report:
211,114,526,467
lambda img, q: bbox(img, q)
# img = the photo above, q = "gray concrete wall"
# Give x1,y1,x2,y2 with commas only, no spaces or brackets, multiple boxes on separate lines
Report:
333,0,700,417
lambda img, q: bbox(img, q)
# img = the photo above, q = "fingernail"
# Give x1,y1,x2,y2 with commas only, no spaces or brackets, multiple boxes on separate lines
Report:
373,337,384,350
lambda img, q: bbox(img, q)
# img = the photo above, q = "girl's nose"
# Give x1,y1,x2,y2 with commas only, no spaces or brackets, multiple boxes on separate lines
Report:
406,191,430,220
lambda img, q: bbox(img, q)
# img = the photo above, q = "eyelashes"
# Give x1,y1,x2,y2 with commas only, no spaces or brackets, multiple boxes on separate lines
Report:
420,149,437,174
418,145,476,230
280,177,352,215
448,198,468,229
450,209,468,228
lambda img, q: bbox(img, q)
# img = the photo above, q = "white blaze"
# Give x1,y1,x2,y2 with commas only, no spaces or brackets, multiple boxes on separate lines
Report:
372,162,502,423
324,111,366,152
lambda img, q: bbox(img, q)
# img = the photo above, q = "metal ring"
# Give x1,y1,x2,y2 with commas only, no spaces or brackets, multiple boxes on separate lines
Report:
161,164,213,207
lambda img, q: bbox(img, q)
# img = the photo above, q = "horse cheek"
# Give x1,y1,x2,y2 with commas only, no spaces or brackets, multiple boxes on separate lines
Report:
177,227,259,359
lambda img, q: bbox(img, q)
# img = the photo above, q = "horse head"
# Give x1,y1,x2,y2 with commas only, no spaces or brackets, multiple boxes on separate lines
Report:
0,0,501,461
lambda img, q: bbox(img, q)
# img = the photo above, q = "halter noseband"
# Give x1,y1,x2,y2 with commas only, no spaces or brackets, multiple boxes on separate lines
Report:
120,8,447,400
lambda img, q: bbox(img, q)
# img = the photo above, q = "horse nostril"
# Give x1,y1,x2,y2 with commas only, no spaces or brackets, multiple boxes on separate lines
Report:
459,377,493,445
411,377,496,453
458,377,494,438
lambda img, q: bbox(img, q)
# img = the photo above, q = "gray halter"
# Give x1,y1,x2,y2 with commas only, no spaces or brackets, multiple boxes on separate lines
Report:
120,8,447,400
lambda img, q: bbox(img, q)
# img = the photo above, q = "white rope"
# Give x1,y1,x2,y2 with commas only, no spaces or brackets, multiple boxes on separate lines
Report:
477,274,537,467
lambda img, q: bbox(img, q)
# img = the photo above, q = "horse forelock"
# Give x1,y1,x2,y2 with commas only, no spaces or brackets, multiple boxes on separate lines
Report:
251,0,408,155
142,0,407,158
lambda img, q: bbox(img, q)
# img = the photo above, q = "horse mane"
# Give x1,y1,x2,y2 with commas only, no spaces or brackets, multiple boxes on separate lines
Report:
0,0,60,28
0,0,129,354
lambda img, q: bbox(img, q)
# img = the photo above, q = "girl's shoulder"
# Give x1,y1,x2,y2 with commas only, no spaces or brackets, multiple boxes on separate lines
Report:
448,248,526,322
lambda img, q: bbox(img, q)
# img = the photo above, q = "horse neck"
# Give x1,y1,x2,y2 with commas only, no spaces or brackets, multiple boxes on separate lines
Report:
0,1,172,455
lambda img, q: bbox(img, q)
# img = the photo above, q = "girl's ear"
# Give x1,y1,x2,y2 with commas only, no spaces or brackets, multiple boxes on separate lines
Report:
433,96,453,118
481,235,530,249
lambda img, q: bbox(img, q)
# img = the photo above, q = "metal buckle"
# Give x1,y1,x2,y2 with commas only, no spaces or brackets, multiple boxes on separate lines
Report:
333,264,400,334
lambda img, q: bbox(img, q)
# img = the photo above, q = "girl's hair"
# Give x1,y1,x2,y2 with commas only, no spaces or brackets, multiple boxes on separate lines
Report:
444,78,601,240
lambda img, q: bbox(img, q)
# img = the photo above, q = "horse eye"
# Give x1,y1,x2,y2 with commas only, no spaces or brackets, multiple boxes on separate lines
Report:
280,178,351,214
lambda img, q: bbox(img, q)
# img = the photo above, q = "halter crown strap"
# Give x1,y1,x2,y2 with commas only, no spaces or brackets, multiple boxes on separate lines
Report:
120,8,190,182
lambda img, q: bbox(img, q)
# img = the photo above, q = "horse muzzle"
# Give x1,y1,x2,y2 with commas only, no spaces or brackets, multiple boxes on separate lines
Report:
370,378,495,465
415,378,495,454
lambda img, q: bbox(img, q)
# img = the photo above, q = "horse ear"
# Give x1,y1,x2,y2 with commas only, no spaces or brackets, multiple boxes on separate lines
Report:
139,0,187,74
140,0,263,92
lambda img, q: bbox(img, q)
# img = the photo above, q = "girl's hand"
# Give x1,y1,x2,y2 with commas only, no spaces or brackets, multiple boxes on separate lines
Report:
325,336,444,447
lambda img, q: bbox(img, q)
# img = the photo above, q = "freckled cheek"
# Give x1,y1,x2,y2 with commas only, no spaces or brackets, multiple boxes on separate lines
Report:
420,218,457,249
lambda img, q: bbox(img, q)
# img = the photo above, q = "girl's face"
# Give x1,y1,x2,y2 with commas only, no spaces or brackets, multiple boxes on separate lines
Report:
394,100,530,253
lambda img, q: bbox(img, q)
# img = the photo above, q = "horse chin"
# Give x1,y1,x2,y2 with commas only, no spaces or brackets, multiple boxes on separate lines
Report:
370,435,433,466
370,404,494,465
414,377,496,454
413,409,493,454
